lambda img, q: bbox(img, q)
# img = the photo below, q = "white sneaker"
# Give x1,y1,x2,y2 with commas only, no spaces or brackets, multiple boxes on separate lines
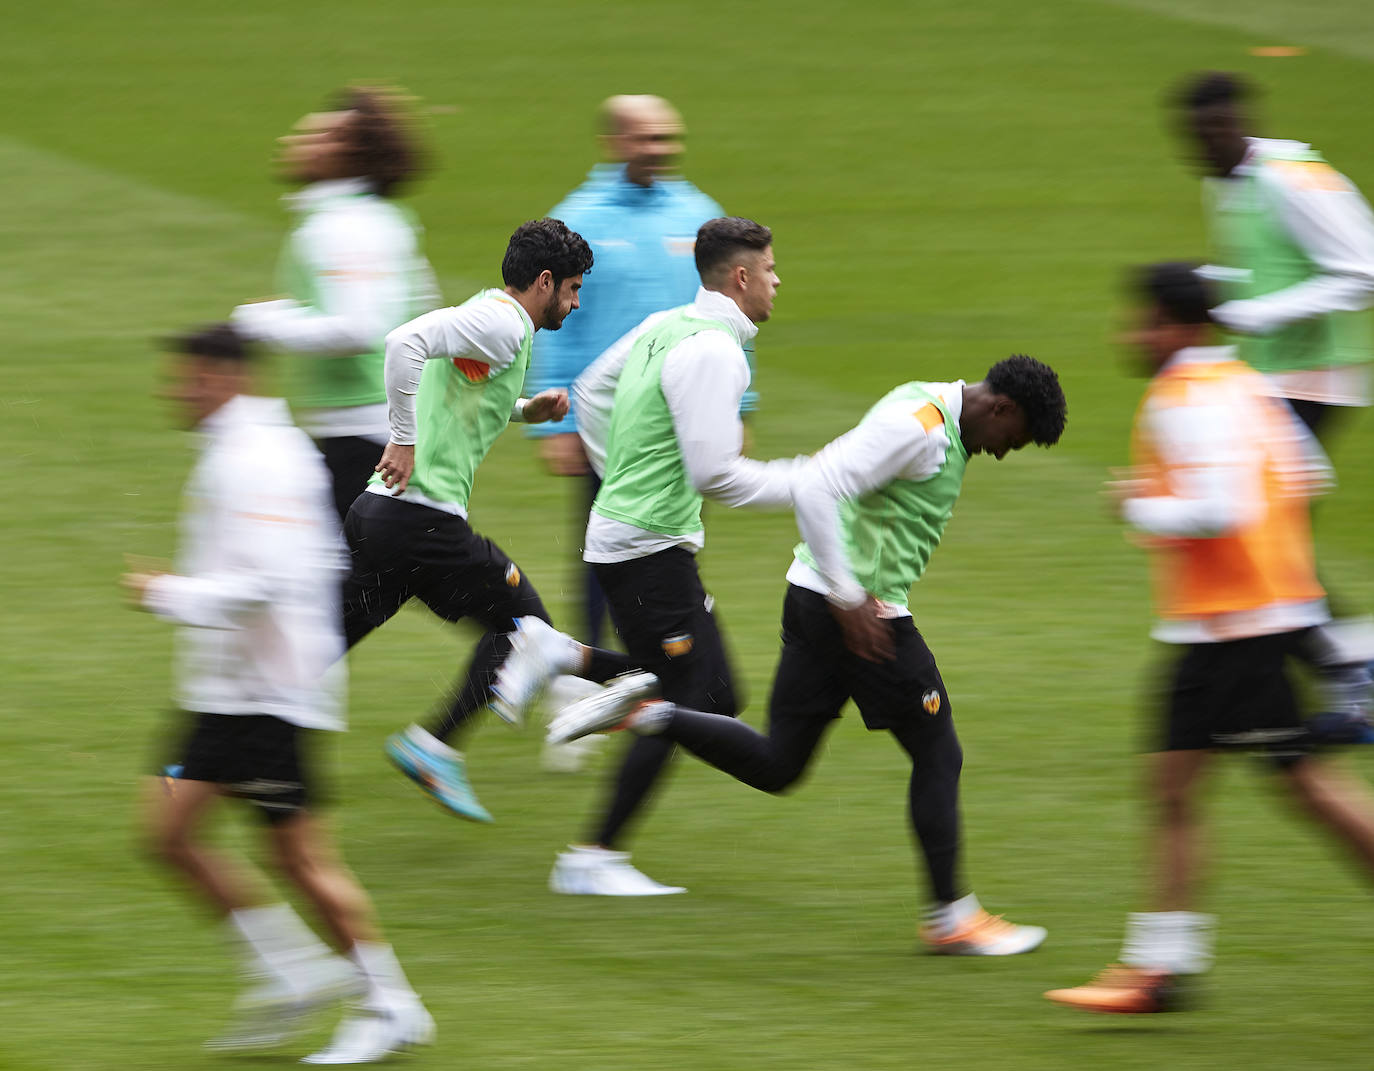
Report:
546,672,661,745
206,957,363,1053
302,999,435,1065
549,845,685,896
491,617,576,725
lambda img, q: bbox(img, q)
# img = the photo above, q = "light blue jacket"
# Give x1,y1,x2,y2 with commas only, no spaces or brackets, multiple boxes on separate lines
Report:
530,164,751,436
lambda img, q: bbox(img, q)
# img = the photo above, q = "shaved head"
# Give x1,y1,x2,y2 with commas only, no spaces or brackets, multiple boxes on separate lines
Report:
599,94,682,137
598,94,685,186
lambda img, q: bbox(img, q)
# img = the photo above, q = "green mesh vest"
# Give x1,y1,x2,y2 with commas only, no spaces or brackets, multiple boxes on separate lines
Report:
276,197,429,408
796,383,969,609
1207,147,1371,373
592,308,732,537
369,289,531,512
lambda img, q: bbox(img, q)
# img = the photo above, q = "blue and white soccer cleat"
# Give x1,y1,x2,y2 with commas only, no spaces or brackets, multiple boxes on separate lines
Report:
385,726,493,823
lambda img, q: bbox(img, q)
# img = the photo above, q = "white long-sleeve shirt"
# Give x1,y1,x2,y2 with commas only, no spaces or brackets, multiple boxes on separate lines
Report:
142,395,348,729
786,382,965,616
379,290,532,449
231,178,441,440
1122,346,1331,643
1122,348,1331,540
578,287,798,562
1207,138,1374,404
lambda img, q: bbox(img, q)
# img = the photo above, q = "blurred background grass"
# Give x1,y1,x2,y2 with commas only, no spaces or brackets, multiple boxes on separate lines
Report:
2,1,1372,1068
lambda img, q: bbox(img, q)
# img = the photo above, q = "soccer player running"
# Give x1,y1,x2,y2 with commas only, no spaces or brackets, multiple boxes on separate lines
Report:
1174,71,1374,728
231,86,440,522
496,217,798,895
128,326,431,1063
346,219,637,822
549,355,1065,953
1045,263,1374,1013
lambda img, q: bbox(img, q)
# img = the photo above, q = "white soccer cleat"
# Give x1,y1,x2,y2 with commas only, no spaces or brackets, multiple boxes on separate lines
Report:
491,616,575,725
919,910,1048,956
206,957,363,1053
546,671,662,745
302,998,435,1065
549,845,686,896
540,676,611,773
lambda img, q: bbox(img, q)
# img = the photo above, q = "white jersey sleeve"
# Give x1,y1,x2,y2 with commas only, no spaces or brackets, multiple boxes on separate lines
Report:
1124,391,1330,537
793,403,950,608
660,332,797,508
381,298,526,446
231,204,433,355
1212,160,1374,336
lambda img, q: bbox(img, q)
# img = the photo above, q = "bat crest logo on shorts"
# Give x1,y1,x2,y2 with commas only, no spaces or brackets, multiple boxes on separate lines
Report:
505,563,520,587
922,689,942,715
662,633,693,658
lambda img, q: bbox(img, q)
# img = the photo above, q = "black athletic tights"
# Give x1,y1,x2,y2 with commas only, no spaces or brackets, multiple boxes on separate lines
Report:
655,704,965,904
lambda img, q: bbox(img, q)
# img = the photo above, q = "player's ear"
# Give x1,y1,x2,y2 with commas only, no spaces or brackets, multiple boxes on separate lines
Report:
538,268,554,293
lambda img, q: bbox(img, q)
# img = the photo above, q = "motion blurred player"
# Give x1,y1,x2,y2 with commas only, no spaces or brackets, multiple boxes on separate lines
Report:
1174,71,1374,723
129,325,431,1063
1046,263,1374,1013
232,86,440,522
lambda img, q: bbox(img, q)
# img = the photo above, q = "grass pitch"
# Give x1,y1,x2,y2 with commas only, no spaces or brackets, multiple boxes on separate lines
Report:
2,2,1373,1068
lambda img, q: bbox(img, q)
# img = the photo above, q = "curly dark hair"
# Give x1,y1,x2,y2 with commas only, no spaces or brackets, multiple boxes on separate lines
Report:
694,217,772,278
331,85,427,198
985,355,1066,446
501,219,594,290
1175,70,1250,112
1137,261,1214,326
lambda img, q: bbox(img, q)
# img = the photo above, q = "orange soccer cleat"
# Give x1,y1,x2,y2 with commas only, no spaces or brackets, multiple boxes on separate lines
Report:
1044,964,1183,1013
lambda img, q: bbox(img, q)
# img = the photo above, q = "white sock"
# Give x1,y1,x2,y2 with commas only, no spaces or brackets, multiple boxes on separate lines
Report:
627,700,674,736
348,941,418,1008
561,639,586,674
1120,911,1215,974
567,844,624,860
228,903,334,990
924,892,981,935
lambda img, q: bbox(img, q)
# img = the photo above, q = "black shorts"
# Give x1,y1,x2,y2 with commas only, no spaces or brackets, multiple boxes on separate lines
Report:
1160,630,1313,764
164,711,318,824
342,491,549,647
594,547,739,715
769,584,953,733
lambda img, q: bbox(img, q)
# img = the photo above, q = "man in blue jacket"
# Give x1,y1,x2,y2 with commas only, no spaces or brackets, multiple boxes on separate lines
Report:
528,95,727,653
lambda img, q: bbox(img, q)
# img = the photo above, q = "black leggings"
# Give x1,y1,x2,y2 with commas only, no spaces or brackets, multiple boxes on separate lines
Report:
588,549,739,847
656,585,966,903
343,492,632,744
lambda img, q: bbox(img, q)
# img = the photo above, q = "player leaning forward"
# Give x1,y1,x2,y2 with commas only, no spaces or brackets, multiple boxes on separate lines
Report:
550,349,1068,952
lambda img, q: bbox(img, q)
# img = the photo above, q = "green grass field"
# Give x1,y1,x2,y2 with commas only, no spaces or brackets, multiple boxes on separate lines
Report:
4,1,1374,1068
